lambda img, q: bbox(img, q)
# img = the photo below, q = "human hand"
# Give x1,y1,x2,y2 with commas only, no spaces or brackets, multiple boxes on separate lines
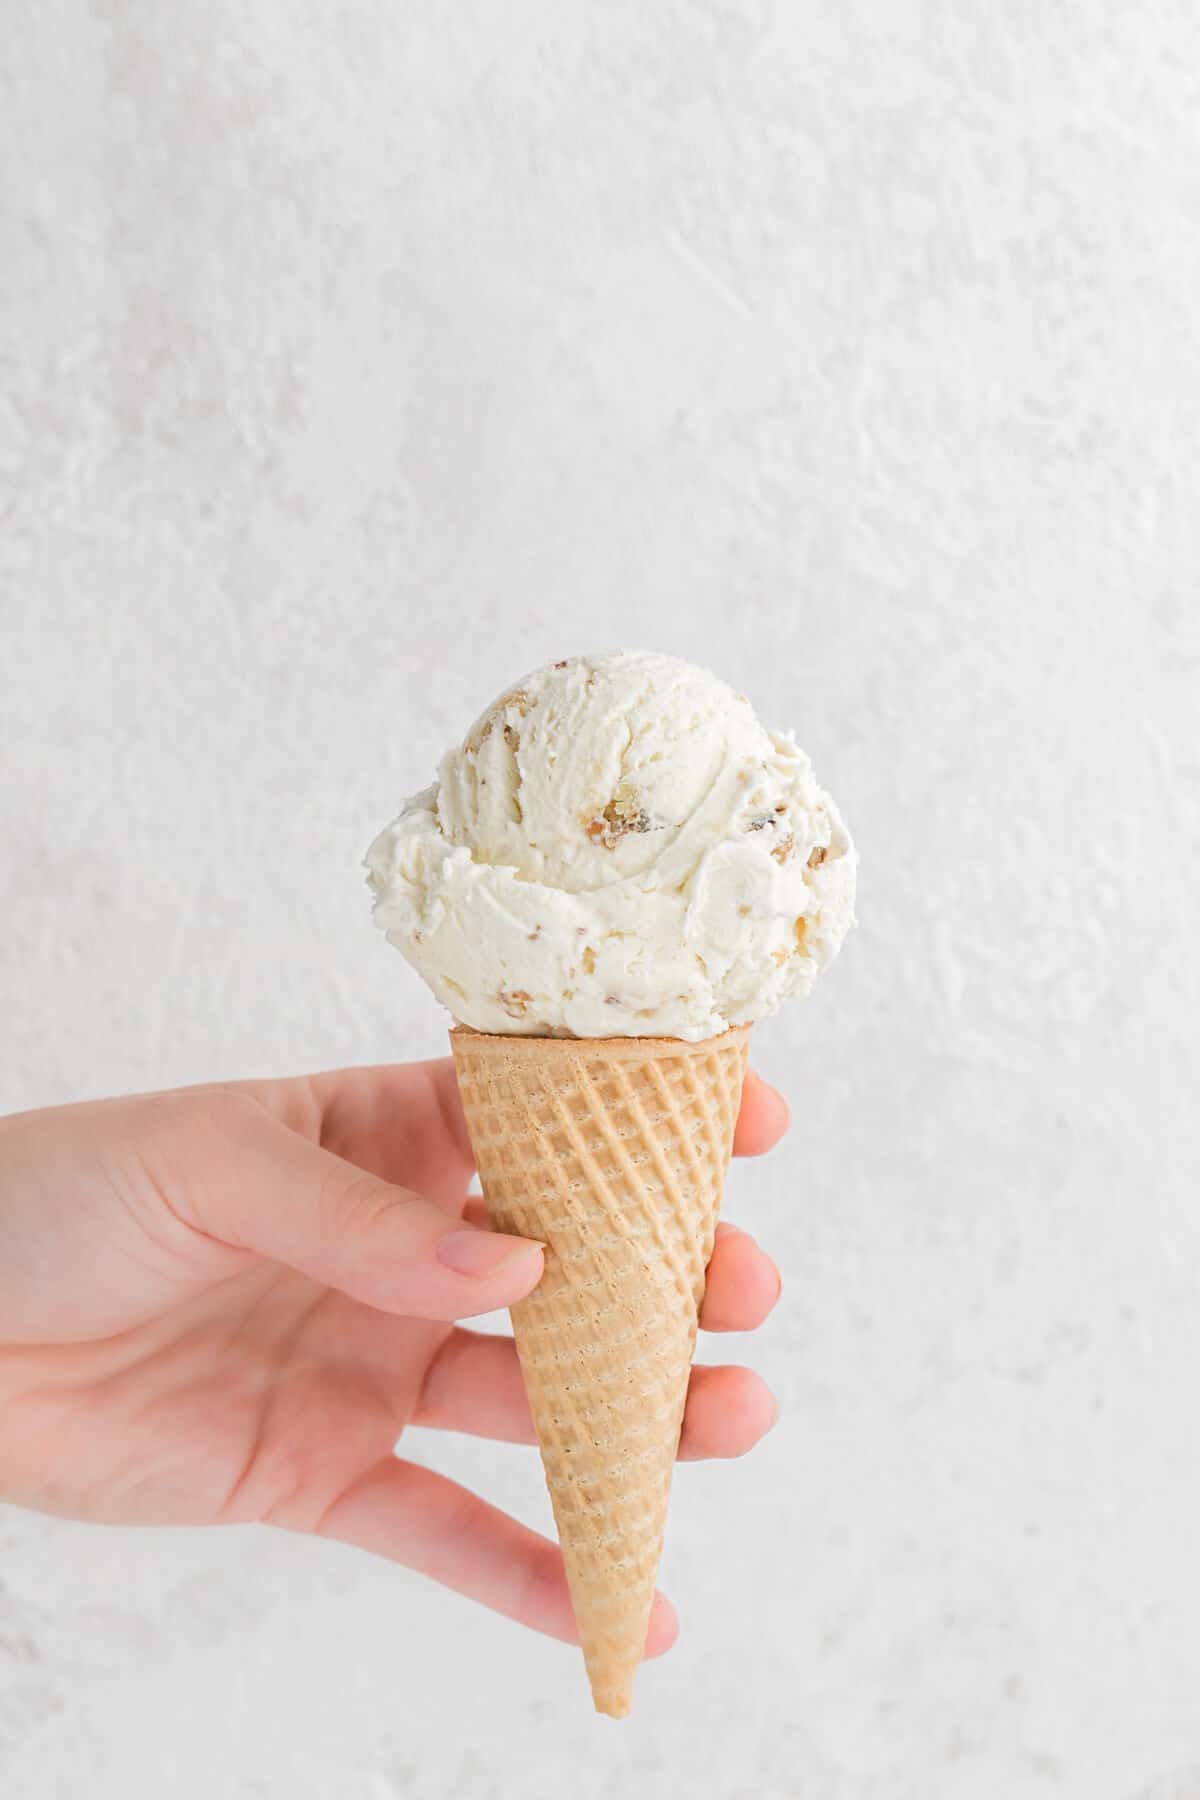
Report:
0,1059,787,1657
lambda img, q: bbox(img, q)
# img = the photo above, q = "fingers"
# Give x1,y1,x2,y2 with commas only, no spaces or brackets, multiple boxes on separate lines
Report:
457,1213,782,1332
311,1456,678,1656
170,1092,544,1321
232,1059,786,1244
415,1331,778,1460
698,1223,782,1332
248,1056,785,1182
732,1068,790,1157
202,1053,785,1324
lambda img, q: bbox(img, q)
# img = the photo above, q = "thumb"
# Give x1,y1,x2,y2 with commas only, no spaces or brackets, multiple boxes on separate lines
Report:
176,1095,544,1321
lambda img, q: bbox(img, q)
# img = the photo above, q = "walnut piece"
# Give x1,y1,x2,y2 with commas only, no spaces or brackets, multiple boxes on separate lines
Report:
584,795,653,849
497,988,533,1019
465,688,535,754
794,912,821,953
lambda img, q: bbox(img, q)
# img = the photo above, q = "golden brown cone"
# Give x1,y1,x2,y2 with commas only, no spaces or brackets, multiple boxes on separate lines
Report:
449,1024,751,1717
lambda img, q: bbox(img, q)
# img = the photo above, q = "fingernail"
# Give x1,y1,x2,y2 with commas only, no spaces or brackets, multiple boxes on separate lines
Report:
436,1229,544,1278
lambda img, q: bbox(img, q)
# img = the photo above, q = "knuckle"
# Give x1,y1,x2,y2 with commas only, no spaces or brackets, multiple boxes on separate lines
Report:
323,1167,412,1241
191,1087,263,1138
126,1088,266,1226
248,1369,390,1531
145,1085,261,1147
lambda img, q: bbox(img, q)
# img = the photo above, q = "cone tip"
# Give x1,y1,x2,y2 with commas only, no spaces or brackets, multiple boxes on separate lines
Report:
591,1683,635,1720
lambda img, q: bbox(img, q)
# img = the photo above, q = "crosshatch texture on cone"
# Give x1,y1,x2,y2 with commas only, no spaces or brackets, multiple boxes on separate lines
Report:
449,1025,751,1718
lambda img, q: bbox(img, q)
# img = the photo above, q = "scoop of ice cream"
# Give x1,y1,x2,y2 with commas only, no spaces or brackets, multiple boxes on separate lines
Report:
365,651,855,1040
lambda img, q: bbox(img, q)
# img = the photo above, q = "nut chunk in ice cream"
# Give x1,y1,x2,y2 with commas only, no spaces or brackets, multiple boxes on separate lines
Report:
364,650,855,1040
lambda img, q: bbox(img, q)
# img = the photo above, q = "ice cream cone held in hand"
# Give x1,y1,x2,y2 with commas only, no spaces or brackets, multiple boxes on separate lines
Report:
450,1025,749,1716
366,652,856,1714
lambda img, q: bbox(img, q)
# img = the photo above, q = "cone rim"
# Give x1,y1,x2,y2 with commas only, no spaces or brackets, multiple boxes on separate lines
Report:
450,1022,752,1061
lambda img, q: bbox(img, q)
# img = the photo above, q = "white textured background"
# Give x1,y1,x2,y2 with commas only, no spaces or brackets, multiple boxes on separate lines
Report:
3,4,1199,1797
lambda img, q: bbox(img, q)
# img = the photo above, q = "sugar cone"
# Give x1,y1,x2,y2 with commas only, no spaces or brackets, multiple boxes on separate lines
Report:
449,1024,751,1717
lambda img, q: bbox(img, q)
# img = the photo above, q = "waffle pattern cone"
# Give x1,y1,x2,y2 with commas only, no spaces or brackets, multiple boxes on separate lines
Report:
450,1025,751,1717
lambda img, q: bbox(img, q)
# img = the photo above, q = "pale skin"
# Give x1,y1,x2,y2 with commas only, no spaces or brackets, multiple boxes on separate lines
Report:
0,1060,788,1658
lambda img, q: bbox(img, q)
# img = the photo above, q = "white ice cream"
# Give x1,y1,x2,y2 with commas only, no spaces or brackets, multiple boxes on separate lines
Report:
365,651,856,1040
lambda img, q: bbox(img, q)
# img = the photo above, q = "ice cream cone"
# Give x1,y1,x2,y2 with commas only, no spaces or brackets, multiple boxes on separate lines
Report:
449,1023,751,1717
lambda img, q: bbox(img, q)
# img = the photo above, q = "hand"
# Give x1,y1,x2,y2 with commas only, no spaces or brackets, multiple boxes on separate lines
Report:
0,1060,787,1658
